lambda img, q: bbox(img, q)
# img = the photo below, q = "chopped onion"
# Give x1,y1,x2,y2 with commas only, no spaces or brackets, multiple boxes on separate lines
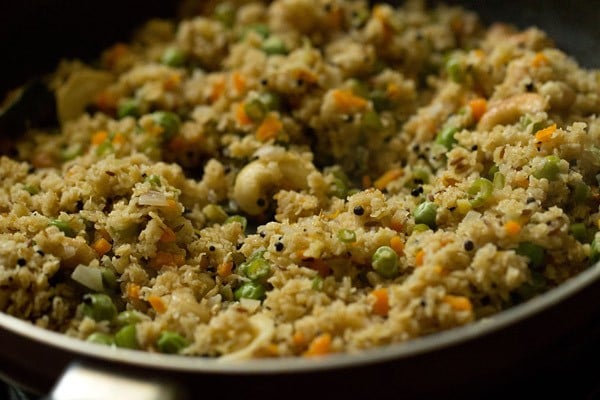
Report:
138,190,169,206
239,298,261,313
71,264,103,292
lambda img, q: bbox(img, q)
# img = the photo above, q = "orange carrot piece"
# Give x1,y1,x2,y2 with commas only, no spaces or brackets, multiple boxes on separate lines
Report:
371,288,390,317
331,89,368,112
231,71,246,94
217,261,233,277
306,259,331,278
111,132,126,145
127,283,141,299
150,251,174,269
303,333,332,357
468,98,487,122
415,249,425,267
148,295,167,314
389,236,404,255
159,227,177,243
504,220,522,236
374,168,403,190
292,331,306,346
443,295,472,311
534,124,557,143
362,175,372,189
531,52,549,68
256,115,283,141
209,76,226,102
235,102,253,126
91,131,109,146
92,237,112,257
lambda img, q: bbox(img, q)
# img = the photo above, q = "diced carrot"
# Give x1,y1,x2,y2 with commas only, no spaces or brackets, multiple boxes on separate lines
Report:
472,49,485,59
468,98,487,122
326,5,343,29
331,89,368,113
231,71,246,95
386,82,402,99
303,333,332,357
165,199,178,210
103,43,129,69
415,249,425,267
256,114,283,141
295,69,318,85
209,76,226,102
94,90,118,113
264,344,280,356
150,251,174,269
163,73,181,91
235,102,253,126
443,295,472,311
98,229,112,242
217,261,233,277
531,52,549,68
390,218,404,232
306,259,331,278
371,288,390,317
111,132,126,145
148,295,167,314
173,253,186,266
167,135,186,152
292,331,306,346
92,237,112,257
362,175,372,189
389,236,404,256
504,220,522,236
534,124,557,143
159,227,177,243
91,131,109,146
374,168,403,190
127,283,141,299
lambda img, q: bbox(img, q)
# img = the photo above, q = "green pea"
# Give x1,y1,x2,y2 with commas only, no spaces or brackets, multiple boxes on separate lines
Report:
573,182,590,203
117,98,139,119
348,79,370,98
533,155,561,181
161,47,186,68
23,184,39,195
244,98,267,122
151,111,181,141
468,178,494,208
234,281,267,300
369,89,391,112
156,331,189,354
445,57,465,83
569,223,590,243
361,110,383,132
86,332,115,346
412,223,431,233
48,219,75,238
414,201,437,229
60,143,82,161
591,236,600,264
225,215,248,231
412,168,430,185
239,256,271,283
81,293,117,322
114,324,139,349
214,3,236,28
371,245,400,279
115,310,145,327
247,23,270,38
258,92,282,112
262,36,287,55
95,140,113,156
203,204,228,223
337,229,357,243
516,242,545,270
435,126,458,149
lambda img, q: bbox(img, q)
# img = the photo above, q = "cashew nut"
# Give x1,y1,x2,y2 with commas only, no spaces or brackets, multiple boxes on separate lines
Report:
233,149,315,215
477,93,546,131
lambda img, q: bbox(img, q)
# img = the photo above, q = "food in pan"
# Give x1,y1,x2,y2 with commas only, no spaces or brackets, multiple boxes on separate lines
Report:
0,0,599,359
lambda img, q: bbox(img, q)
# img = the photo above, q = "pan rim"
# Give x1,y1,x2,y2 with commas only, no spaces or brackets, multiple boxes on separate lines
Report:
1,261,599,375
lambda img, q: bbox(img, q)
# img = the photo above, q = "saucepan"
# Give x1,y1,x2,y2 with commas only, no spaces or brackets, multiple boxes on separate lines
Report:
0,0,599,399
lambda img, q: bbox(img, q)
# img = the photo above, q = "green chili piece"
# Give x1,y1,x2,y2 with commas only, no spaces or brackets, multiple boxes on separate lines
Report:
533,155,561,181
435,126,458,149
114,324,139,349
371,246,400,279
86,332,115,346
49,219,76,238
573,182,590,203
337,229,357,243
100,268,117,290
81,293,117,322
493,172,505,190
516,242,545,270
445,57,465,83
151,111,181,141
468,178,494,208
262,36,287,55
569,223,589,243
117,98,139,119
161,47,186,68
414,201,437,229
156,331,189,354
234,281,267,300
247,23,270,38
23,184,39,195
239,256,271,283
145,174,162,187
